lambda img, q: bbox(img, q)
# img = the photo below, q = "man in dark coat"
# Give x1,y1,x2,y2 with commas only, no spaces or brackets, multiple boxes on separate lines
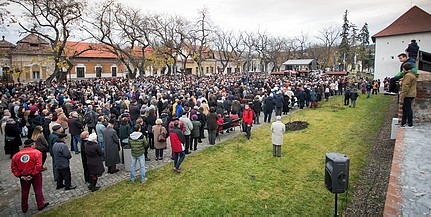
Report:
69,111,84,154
4,118,22,159
128,100,140,126
206,107,218,145
263,95,275,123
48,125,62,181
274,92,284,116
84,105,98,134
52,133,76,190
405,39,419,60
103,119,121,174
252,97,262,124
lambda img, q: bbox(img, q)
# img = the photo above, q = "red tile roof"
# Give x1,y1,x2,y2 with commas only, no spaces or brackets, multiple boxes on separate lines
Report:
372,6,431,42
64,41,118,59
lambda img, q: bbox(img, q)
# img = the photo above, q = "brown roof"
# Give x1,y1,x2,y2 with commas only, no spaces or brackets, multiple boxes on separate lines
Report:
16,33,50,45
0,37,15,48
372,6,431,42
13,34,51,55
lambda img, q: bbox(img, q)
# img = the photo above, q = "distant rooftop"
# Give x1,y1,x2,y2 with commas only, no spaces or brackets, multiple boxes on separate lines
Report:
372,6,431,42
282,59,314,65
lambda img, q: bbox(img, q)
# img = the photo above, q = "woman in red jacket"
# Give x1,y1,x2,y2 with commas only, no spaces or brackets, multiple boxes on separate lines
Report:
242,104,254,140
169,121,186,173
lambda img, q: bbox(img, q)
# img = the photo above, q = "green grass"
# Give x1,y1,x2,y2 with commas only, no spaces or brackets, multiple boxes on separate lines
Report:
39,94,392,216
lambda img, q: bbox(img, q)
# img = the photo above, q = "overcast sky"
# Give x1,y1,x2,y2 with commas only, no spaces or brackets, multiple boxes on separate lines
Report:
2,0,431,44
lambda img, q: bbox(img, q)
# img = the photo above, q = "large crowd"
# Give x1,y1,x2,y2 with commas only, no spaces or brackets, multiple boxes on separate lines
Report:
1,72,378,213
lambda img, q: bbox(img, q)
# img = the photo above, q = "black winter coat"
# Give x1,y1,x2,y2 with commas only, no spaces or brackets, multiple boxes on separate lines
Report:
85,140,105,176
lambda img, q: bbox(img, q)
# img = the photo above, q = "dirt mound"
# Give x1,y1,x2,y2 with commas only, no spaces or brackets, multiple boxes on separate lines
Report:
285,121,309,131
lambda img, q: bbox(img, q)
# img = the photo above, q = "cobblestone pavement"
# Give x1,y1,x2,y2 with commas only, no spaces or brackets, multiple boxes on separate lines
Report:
0,113,272,216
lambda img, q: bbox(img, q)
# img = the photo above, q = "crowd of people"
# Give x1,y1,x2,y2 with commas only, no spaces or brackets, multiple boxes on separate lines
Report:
1,72,377,213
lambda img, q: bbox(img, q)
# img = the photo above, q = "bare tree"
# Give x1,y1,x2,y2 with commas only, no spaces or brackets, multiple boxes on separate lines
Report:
316,25,340,70
255,30,271,72
0,1,9,27
266,37,291,72
85,0,154,78
212,29,242,74
150,13,190,76
192,7,213,76
293,32,310,59
242,31,257,73
9,0,88,83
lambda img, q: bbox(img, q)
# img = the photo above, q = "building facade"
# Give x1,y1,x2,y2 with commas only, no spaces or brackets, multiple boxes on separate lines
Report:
372,6,431,81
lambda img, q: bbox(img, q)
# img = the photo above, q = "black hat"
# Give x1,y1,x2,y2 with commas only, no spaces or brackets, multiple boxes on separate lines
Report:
108,118,116,124
58,133,67,139
24,139,35,146
52,125,62,131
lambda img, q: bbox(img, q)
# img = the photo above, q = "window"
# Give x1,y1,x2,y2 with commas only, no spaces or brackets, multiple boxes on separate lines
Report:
95,65,102,78
33,71,40,79
210,66,214,73
76,67,85,78
111,66,117,77
206,67,209,73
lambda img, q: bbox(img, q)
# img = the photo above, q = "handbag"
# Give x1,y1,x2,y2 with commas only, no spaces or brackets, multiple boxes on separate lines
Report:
157,127,166,142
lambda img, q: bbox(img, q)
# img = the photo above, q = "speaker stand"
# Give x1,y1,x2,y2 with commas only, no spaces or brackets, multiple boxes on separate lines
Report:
334,193,338,217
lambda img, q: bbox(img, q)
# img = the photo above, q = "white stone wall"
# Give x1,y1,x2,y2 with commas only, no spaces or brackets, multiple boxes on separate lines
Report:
374,32,431,81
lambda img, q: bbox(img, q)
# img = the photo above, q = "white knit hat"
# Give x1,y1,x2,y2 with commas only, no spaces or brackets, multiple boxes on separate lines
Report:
88,133,97,142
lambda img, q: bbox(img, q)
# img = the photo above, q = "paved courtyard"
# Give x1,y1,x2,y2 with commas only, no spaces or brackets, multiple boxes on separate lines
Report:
0,115,267,216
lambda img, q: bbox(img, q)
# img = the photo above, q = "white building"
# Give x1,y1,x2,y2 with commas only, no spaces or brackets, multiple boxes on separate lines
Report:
372,6,431,81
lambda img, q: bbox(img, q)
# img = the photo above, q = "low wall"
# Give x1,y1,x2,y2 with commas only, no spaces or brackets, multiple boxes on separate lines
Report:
397,70,431,123
413,71,431,123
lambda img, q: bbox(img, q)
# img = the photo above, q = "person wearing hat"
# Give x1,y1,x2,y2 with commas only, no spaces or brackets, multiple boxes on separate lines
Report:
52,133,77,190
11,139,49,213
103,118,121,174
48,125,62,179
85,133,104,191
271,116,286,157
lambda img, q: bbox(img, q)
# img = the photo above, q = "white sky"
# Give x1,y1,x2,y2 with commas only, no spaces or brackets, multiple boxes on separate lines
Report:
2,0,431,44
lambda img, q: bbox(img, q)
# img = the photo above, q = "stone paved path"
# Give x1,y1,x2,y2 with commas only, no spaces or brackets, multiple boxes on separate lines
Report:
0,113,274,216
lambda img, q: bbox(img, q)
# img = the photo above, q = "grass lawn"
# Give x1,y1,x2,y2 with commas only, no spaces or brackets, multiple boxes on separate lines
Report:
39,94,392,216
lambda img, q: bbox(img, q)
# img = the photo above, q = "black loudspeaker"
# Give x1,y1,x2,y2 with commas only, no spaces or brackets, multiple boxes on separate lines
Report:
325,152,350,194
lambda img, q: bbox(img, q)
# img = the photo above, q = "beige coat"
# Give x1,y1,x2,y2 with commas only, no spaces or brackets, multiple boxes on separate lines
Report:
58,113,69,130
271,120,285,146
400,71,418,101
152,124,167,149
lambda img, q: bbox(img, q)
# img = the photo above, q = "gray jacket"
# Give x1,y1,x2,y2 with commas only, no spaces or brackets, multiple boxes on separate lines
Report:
52,140,72,169
179,115,193,136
